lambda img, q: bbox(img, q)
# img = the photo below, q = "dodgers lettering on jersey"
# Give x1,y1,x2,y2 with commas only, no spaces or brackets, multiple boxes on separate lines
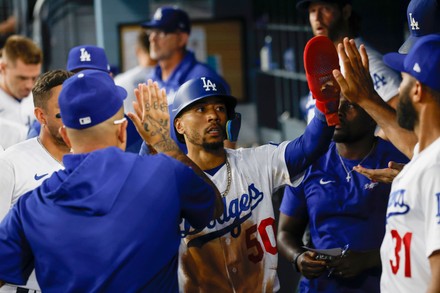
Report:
181,183,264,247
178,143,292,293
386,189,410,221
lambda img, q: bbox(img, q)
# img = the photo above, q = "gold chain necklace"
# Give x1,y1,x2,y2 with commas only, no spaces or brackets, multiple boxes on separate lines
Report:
337,141,376,182
221,158,232,197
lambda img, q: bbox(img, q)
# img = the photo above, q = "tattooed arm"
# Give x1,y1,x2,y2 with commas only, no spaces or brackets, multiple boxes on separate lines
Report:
127,81,223,218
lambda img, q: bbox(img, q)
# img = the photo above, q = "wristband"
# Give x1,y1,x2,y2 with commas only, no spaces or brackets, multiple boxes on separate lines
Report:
293,252,304,272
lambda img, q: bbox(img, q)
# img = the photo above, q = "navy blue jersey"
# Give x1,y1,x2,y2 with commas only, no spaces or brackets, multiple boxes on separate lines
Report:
0,147,216,292
280,138,409,292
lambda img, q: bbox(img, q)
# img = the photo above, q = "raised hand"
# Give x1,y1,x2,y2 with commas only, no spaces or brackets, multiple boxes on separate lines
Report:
128,80,178,153
332,38,383,107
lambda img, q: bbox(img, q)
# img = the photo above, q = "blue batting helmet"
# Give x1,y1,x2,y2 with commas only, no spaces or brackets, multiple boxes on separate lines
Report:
171,76,237,143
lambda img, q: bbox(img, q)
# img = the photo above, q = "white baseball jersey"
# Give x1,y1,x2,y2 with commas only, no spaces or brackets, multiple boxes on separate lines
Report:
0,117,29,149
0,137,64,293
0,86,35,128
380,138,440,293
306,37,401,123
178,142,303,292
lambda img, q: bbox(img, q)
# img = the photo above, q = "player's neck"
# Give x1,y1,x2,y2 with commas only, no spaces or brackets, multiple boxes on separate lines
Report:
0,77,18,100
187,147,226,171
39,131,70,164
336,135,377,160
416,105,440,152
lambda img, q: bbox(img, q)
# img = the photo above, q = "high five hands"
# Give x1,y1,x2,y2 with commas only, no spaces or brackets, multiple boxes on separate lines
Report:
128,80,179,154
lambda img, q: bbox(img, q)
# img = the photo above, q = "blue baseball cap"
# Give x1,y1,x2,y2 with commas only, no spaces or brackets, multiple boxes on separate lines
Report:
59,70,127,129
66,45,110,73
141,6,191,33
399,0,440,54
384,34,440,92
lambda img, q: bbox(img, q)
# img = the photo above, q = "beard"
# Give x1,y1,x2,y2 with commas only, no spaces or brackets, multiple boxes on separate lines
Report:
47,124,67,147
202,141,224,151
397,95,418,131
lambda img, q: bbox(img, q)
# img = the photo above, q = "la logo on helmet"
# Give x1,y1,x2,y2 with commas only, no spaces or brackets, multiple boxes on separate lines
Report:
201,77,217,92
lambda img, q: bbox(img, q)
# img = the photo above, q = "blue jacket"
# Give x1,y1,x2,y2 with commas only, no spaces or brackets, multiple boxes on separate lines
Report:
0,147,216,292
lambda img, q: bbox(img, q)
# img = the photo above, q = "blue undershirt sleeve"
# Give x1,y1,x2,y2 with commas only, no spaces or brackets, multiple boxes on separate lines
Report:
284,108,334,178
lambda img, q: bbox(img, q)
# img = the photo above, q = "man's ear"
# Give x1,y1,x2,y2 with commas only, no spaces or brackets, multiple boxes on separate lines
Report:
174,117,185,136
34,107,46,125
0,61,7,74
413,81,423,104
117,120,128,145
59,126,72,149
342,4,352,20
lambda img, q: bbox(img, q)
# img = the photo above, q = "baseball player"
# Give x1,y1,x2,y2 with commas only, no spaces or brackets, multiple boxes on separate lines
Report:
140,6,234,153
0,70,220,292
27,45,112,138
346,0,440,182
277,96,408,292
0,35,42,130
297,0,401,123
131,75,337,292
0,70,73,293
26,44,144,154
334,35,440,293
380,35,440,293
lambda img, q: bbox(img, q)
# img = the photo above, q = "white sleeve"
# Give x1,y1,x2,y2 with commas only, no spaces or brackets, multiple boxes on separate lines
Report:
367,49,401,103
0,156,15,220
423,164,440,258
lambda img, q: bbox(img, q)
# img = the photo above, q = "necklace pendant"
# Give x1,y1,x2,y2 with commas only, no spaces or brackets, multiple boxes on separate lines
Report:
346,174,351,182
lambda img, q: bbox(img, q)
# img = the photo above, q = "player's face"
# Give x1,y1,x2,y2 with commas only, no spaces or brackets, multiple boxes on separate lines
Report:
1,59,41,99
333,97,375,143
308,2,343,40
397,73,418,131
148,29,186,61
176,97,228,151
43,85,67,146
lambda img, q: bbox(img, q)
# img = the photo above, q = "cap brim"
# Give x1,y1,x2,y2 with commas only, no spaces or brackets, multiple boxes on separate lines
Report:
398,36,417,54
296,0,312,11
141,20,164,30
116,85,127,101
383,52,406,73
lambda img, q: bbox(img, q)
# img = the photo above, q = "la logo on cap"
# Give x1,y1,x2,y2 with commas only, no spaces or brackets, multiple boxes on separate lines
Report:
80,48,91,62
153,8,163,20
201,77,217,92
409,13,420,31
413,63,421,73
